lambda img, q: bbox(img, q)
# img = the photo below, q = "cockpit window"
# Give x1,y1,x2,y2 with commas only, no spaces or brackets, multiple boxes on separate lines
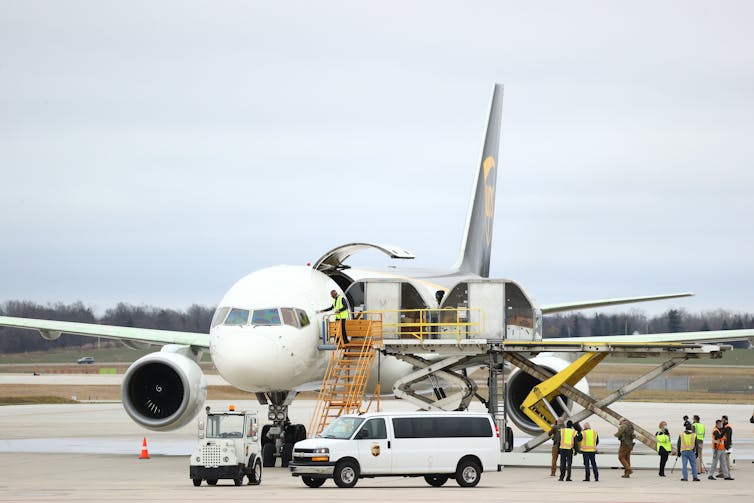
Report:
280,308,299,328
296,309,310,327
211,307,231,328
224,308,250,326
251,308,281,326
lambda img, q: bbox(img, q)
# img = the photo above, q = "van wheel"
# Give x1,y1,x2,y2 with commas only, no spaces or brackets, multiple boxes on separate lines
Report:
233,475,243,486
455,458,481,487
192,478,201,487
302,476,326,488
333,459,360,488
248,458,262,485
424,474,448,487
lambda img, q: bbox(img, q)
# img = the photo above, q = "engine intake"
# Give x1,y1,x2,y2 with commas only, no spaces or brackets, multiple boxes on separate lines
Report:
122,352,207,431
504,355,589,435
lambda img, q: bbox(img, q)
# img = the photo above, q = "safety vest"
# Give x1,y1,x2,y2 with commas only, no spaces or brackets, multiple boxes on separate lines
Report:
655,432,671,452
693,422,705,440
559,427,575,449
334,296,348,320
712,427,726,451
579,429,597,452
679,432,696,451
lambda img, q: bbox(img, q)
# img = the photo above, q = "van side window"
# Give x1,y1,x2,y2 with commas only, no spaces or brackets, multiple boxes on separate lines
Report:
392,417,492,438
357,418,387,440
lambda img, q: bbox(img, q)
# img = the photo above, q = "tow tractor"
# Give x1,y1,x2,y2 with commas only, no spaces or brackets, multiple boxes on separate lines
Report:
190,405,262,487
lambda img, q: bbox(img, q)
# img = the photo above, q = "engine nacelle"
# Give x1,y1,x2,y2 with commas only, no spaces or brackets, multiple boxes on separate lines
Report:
505,355,590,435
121,352,207,431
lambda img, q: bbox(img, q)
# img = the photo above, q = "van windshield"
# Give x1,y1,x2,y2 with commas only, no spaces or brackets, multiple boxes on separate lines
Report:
318,416,364,439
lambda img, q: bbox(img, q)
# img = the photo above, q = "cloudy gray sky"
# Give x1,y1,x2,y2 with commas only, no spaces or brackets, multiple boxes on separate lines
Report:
1,1,752,316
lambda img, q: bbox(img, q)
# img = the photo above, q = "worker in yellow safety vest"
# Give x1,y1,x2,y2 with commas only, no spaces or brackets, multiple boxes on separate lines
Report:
579,422,599,482
655,421,672,477
558,420,580,481
318,290,349,345
692,415,706,474
677,422,699,481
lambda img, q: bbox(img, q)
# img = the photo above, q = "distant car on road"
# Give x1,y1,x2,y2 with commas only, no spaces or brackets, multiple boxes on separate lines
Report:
77,356,95,364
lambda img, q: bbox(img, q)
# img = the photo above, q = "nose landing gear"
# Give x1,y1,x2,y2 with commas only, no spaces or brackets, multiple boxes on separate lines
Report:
257,391,308,467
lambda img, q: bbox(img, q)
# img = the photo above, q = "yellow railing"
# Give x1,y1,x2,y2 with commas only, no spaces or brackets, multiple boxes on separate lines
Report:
349,308,485,343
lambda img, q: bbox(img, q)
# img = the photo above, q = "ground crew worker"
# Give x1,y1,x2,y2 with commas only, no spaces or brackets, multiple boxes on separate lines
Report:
318,290,349,345
692,414,706,474
708,419,733,480
615,418,635,478
655,421,672,477
549,417,564,477
579,422,599,482
718,415,733,477
558,420,579,481
677,422,700,481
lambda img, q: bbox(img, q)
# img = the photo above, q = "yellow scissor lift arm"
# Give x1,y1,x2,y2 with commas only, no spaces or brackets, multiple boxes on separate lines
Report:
520,352,607,433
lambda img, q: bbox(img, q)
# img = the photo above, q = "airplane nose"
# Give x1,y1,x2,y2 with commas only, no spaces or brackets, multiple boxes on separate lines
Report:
210,326,301,391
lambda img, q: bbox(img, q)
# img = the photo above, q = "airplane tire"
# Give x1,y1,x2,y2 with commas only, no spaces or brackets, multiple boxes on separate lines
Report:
206,479,218,486
192,478,201,487
261,424,272,447
280,442,293,468
295,424,307,442
262,442,276,467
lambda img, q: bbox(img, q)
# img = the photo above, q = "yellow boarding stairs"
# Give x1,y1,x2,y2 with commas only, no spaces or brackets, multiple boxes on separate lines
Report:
309,314,383,437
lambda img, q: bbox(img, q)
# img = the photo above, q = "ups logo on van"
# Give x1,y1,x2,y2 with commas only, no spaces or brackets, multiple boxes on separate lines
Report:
371,444,380,457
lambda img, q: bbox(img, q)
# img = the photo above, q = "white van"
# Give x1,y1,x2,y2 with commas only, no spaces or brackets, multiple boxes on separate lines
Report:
289,411,500,488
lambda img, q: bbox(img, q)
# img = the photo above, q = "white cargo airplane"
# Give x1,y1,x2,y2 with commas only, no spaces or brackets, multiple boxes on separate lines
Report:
1,84,751,467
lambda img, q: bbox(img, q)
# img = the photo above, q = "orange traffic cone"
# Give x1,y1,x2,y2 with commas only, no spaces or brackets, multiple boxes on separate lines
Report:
139,437,150,459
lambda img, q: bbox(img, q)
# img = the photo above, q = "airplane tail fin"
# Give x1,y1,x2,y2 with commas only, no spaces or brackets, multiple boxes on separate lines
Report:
453,83,503,278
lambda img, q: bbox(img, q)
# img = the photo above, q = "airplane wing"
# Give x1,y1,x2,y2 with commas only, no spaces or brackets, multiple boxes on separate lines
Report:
553,328,754,344
540,292,694,314
0,316,210,348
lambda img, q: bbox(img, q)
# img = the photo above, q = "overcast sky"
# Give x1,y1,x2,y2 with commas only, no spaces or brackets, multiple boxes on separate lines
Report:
1,1,752,317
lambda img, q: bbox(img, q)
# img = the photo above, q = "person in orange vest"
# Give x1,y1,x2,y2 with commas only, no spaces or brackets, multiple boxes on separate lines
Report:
717,414,733,477
549,417,564,477
677,422,700,481
579,422,599,482
708,419,733,480
558,420,581,481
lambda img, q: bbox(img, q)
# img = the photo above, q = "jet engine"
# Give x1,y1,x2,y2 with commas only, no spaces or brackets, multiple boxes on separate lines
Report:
504,355,589,435
121,351,207,431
